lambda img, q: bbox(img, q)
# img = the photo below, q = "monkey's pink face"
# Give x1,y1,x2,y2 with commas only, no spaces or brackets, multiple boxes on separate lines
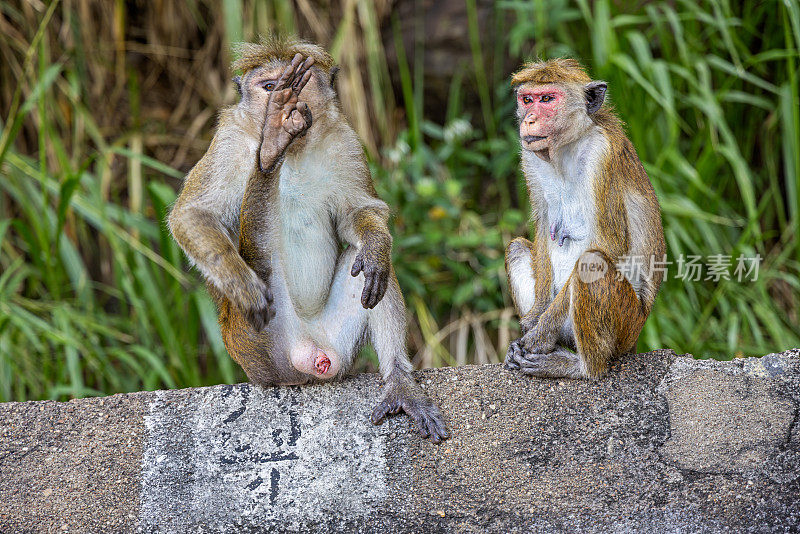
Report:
516,84,566,153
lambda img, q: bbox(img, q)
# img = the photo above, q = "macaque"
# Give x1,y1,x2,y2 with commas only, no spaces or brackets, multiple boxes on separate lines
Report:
168,37,447,442
504,58,665,379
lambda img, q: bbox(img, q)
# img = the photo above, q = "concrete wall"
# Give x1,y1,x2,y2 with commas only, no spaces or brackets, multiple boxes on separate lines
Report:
1,349,799,532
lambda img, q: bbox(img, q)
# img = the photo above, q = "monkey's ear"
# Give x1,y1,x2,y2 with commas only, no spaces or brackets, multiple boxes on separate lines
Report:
329,66,340,89
585,81,607,114
233,76,242,98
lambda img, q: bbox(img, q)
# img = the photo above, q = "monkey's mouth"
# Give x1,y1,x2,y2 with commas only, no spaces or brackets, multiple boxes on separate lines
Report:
522,135,547,143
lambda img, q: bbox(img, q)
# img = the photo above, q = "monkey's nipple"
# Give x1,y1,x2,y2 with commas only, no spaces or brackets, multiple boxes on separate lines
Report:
315,351,331,375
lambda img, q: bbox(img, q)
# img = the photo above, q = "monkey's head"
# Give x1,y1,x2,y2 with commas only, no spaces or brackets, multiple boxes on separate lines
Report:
511,58,607,162
231,36,339,122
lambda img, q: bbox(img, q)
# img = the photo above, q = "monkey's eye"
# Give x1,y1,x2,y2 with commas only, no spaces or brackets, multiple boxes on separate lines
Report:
540,94,554,103
260,81,276,91
522,95,533,105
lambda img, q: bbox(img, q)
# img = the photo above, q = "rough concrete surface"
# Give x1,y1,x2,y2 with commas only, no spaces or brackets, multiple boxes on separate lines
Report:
1,349,799,533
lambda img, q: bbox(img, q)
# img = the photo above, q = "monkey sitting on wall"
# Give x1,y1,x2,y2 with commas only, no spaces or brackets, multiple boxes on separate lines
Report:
504,58,666,379
168,37,447,442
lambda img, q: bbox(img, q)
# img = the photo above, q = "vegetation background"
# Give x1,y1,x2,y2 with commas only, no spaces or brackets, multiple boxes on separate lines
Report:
0,0,798,402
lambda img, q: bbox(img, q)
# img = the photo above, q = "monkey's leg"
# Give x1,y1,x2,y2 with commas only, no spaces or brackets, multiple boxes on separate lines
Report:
505,237,537,319
505,236,553,339
514,249,645,379
367,275,448,443
570,249,645,378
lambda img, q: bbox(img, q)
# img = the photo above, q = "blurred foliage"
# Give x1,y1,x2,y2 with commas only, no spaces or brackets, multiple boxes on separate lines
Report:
0,0,798,401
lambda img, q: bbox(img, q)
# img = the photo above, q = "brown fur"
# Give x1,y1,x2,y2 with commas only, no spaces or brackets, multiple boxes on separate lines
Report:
232,35,336,74
511,58,591,86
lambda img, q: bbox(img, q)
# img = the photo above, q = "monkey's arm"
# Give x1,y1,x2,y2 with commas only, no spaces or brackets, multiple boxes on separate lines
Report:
237,168,276,329
519,231,553,334
168,127,272,330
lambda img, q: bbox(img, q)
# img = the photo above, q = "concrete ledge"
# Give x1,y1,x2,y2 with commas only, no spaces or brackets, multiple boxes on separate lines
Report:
2,349,799,532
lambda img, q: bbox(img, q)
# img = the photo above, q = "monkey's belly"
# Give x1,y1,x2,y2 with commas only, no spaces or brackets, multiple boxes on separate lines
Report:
278,215,339,317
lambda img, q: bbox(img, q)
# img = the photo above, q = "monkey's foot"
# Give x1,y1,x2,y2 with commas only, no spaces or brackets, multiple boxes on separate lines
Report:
371,388,448,443
506,328,557,369
510,347,585,379
504,339,524,370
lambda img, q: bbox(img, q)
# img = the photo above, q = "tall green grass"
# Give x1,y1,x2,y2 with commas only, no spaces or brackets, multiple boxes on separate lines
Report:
0,0,798,402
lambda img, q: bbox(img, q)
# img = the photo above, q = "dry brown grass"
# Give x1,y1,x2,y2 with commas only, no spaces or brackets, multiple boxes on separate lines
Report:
0,0,398,177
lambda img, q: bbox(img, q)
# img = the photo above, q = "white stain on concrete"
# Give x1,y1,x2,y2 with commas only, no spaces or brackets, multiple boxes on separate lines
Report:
139,383,387,531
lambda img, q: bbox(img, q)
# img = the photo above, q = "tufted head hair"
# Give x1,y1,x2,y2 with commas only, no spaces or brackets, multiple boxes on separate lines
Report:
511,58,592,87
232,35,336,74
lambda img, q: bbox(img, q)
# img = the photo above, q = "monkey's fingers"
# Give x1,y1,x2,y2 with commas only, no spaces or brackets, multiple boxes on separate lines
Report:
410,411,430,439
365,272,387,309
401,398,448,443
241,286,274,332
361,272,376,308
291,57,314,85
296,102,313,129
283,107,303,132
504,340,523,369
350,256,364,277
291,61,314,95
274,53,304,91
424,411,448,443
517,352,549,376
370,399,400,425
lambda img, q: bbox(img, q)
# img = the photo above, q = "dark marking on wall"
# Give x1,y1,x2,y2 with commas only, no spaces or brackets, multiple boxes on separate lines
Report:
223,386,250,424
269,468,280,505
246,476,263,490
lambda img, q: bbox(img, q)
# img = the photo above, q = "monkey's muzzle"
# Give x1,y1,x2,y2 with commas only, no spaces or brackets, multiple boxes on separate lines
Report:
523,135,547,143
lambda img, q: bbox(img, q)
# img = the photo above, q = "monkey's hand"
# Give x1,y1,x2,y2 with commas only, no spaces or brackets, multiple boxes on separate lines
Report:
371,375,448,443
259,54,315,173
350,231,391,309
221,265,275,331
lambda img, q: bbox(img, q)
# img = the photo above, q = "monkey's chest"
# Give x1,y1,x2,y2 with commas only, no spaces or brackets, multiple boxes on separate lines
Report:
277,188,338,317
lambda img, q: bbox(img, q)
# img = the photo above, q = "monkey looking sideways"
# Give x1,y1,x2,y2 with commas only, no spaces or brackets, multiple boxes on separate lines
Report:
168,37,447,442
504,58,665,379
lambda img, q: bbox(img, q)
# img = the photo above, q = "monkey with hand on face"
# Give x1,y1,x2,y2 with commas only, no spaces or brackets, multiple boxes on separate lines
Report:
168,37,447,442
504,58,666,379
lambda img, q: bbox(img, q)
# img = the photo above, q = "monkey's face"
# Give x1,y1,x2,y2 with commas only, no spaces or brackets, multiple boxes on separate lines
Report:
516,82,598,160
